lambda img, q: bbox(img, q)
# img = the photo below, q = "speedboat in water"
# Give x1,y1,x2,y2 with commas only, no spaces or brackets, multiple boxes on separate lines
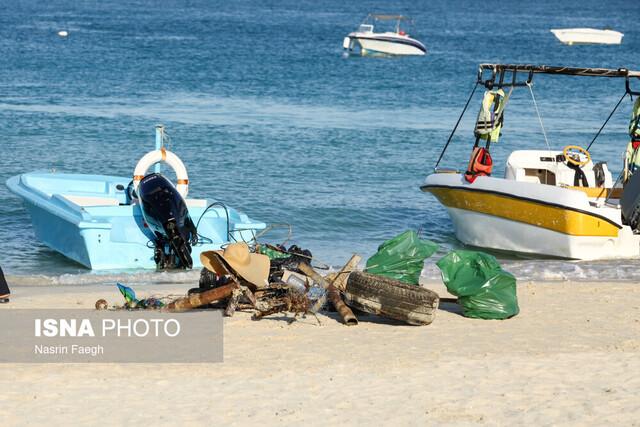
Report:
7,125,266,270
343,14,426,56
550,28,623,45
422,63,640,260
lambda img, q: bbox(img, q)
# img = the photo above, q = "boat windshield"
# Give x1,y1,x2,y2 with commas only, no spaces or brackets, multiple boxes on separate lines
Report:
358,24,374,33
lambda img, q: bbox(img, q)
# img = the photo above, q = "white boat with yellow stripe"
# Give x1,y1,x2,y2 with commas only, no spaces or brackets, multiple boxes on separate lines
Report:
422,64,640,260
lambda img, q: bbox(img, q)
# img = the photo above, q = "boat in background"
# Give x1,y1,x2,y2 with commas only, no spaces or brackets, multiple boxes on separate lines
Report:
550,28,623,45
343,14,426,56
6,125,266,270
422,64,640,260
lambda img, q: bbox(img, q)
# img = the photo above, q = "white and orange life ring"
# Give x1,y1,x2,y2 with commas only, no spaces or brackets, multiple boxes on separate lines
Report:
132,147,189,198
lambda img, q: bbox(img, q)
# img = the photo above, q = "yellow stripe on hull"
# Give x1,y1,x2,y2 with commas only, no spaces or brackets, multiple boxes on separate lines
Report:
428,187,620,237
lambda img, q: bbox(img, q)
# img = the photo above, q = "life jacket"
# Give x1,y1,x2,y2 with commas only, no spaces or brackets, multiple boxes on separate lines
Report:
624,98,640,179
626,140,640,174
475,89,507,143
629,97,640,140
464,147,493,183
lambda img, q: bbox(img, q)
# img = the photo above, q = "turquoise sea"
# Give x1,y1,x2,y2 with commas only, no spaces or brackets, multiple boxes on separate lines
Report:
2,0,640,284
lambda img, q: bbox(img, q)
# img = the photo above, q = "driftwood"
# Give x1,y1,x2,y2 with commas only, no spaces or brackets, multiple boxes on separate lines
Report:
165,282,256,314
164,283,238,312
224,285,256,317
327,285,358,326
165,254,361,324
224,288,242,317
331,255,362,291
298,263,358,326
252,284,313,322
310,255,361,313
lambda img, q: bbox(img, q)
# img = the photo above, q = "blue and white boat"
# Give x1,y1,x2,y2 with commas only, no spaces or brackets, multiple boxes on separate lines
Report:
6,126,266,270
343,14,427,56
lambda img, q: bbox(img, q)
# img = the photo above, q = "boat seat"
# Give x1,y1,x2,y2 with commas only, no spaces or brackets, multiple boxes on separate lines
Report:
62,195,120,207
505,150,612,188
505,150,563,184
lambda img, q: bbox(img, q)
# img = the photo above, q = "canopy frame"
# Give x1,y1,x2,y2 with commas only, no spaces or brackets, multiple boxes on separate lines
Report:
477,64,640,93
364,14,414,33
433,63,640,170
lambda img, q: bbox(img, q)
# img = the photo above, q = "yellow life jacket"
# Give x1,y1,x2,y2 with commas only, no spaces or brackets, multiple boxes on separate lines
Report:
626,140,640,172
630,97,640,141
475,89,507,143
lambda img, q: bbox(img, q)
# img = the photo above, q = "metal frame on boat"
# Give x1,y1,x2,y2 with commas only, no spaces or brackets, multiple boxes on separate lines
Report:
422,64,640,260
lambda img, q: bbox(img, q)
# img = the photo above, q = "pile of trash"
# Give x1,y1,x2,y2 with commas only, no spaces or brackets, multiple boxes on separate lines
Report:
97,230,519,326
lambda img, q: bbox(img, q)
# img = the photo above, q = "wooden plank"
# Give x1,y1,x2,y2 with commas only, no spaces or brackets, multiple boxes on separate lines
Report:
164,283,237,312
331,255,362,291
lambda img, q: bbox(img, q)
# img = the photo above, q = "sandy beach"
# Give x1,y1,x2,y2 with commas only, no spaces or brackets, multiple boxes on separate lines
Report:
0,280,638,425
3,0,640,425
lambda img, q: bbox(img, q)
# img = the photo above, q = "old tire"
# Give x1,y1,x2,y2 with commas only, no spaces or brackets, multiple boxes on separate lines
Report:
199,268,220,290
344,271,439,326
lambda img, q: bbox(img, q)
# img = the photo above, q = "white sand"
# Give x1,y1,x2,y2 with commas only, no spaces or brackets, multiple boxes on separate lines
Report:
1,280,639,425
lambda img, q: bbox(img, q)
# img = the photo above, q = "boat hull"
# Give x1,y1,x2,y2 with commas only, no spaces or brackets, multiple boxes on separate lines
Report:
7,172,266,270
22,196,150,269
422,173,640,260
445,206,639,260
347,34,426,56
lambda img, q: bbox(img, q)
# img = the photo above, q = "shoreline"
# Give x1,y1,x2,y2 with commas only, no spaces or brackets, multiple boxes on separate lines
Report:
6,271,640,287
7,253,640,286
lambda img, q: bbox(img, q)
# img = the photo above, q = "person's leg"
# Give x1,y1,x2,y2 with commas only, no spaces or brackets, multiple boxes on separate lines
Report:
0,265,10,303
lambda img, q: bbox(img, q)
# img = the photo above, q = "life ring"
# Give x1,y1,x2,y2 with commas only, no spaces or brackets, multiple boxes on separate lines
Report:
133,147,189,198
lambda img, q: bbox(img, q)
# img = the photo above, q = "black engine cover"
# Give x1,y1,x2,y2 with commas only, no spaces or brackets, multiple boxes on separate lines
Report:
138,173,197,269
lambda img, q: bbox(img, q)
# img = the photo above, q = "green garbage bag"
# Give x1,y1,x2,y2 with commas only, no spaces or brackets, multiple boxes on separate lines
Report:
436,250,519,319
365,230,438,285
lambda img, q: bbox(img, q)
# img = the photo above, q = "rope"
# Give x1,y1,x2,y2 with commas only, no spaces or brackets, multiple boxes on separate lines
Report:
526,81,552,152
434,81,480,169
586,91,628,151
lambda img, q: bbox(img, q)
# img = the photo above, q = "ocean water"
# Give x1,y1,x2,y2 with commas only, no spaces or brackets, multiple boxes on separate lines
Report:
1,0,640,284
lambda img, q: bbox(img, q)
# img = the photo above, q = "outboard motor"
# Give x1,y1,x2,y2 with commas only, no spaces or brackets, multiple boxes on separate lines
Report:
137,173,198,269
